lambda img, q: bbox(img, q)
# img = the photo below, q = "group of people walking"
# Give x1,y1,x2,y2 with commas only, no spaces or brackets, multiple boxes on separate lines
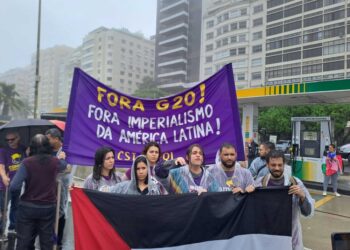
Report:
83,140,315,250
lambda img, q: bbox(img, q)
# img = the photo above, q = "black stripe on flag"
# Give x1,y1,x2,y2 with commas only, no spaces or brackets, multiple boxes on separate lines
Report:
82,187,292,248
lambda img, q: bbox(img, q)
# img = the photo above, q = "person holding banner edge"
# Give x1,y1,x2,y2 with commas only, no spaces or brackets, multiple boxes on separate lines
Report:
83,146,123,190
254,150,314,250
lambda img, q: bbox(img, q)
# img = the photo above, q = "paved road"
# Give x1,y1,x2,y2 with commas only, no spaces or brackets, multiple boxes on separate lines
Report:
302,190,350,250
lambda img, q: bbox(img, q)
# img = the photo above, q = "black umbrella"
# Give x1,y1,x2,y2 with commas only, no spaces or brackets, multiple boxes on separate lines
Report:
0,119,60,147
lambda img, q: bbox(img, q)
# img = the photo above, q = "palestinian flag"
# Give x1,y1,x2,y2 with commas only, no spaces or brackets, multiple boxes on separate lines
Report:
71,187,292,250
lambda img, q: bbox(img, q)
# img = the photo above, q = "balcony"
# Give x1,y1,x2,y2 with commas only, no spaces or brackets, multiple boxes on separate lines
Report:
159,35,188,45
160,0,188,13
158,70,187,78
159,11,189,24
158,46,187,56
158,59,187,67
159,23,188,35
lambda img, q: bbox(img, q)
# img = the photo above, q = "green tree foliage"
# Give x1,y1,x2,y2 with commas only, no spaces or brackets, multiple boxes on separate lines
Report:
132,76,167,99
258,104,350,145
0,82,25,117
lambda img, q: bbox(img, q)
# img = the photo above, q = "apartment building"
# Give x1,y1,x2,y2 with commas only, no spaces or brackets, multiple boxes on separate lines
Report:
265,0,350,85
201,0,265,89
81,27,155,95
155,0,202,90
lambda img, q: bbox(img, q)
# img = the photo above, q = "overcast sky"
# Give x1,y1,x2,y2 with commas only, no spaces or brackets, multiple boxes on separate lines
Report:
0,0,157,74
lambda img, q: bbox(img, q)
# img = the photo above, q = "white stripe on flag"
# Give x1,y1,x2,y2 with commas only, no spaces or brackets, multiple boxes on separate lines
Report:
133,234,292,250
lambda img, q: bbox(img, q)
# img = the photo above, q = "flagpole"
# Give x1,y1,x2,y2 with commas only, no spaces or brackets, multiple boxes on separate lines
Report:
33,0,41,118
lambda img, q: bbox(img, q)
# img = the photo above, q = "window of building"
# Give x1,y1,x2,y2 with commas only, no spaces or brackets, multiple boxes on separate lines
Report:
121,39,126,44
223,25,229,33
239,21,247,29
324,0,344,7
252,72,262,80
267,24,283,36
238,34,246,42
238,47,246,55
120,79,125,83
236,73,246,81
253,4,263,13
267,9,283,22
108,36,114,40
107,60,113,65
120,71,125,75
231,36,237,43
253,31,262,40
206,20,214,28
230,48,237,56
230,23,238,31
267,0,284,9
323,39,345,55
128,73,132,77
206,32,214,40
253,18,263,27
324,9,345,23
323,56,345,71
252,45,262,53
107,77,113,81
252,58,262,67
206,44,214,51
304,0,323,12
304,12,323,27
107,68,112,73
284,3,302,18
205,56,213,63
216,40,222,48
222,37,228,46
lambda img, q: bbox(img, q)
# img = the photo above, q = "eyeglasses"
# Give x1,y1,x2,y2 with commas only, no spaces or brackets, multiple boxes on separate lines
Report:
5,137,17,142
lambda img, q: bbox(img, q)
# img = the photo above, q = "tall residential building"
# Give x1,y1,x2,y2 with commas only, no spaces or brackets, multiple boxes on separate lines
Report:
30,45,75,114
155,0,203,91
57,46,82,108
80,27,155,95
201,0,265,89
265,0,349,85
202,0,350,89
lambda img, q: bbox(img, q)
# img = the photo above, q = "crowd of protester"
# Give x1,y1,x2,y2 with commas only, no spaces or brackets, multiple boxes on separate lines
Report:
5,133,348,249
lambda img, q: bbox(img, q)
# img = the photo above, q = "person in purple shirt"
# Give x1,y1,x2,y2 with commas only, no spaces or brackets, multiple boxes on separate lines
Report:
0,131,26,235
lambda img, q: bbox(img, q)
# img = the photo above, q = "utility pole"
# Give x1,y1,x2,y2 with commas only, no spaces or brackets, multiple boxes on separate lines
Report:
33,0,41,118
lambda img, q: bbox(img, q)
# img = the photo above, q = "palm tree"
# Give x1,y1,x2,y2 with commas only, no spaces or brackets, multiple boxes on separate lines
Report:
0,82,25,117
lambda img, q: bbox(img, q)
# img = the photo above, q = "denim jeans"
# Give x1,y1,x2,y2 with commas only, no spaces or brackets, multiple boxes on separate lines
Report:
16,202,56,250
9,189,21,230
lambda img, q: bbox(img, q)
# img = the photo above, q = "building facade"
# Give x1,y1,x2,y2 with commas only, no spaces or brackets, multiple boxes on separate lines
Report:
202,0,350,89
155,0,202,90
201,0,266,89
80,27,155,95
265,0,349,85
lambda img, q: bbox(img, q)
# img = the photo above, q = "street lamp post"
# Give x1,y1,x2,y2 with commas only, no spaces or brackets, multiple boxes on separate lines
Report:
33,0,41,118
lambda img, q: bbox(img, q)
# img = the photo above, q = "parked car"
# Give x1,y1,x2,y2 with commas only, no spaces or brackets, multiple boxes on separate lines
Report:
276,140,291,153
338,143,350,162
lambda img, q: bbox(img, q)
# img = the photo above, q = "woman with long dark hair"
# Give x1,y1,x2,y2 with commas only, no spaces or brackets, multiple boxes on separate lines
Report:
10,134,67,250
102,155,162,195
84,146,123,190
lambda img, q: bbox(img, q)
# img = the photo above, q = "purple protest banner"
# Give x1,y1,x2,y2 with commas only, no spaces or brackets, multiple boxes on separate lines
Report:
63,64,244,167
